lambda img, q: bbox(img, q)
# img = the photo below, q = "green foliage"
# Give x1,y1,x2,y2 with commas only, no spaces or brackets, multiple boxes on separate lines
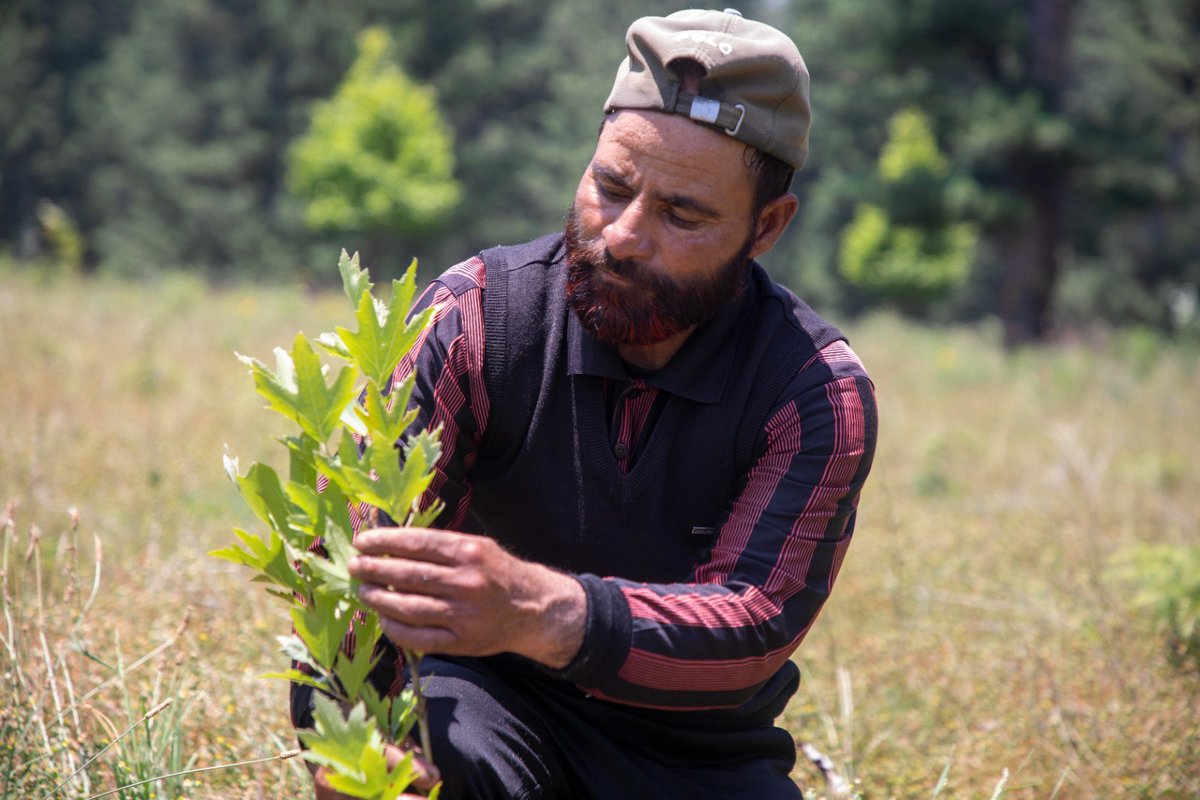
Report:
237,335,361,445
301,695,439,800
839,109,977,309
1109,543,1200,669
878,109,949,182
212,251,442,798
4,0,1198,334
36,200,85,273
288,27,461,238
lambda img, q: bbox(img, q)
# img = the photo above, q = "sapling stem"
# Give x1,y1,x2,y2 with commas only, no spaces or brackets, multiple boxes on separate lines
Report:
406,648,433,765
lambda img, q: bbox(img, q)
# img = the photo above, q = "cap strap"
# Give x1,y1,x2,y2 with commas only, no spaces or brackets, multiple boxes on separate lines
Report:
672,91,747,137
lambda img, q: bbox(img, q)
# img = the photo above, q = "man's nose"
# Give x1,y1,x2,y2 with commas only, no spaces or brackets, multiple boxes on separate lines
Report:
602,202,653,263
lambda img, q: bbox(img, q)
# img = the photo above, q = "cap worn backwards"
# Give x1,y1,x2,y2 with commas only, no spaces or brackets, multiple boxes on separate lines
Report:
604,8,812,170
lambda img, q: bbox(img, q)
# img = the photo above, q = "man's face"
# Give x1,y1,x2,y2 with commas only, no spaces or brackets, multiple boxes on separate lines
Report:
564,110,762,349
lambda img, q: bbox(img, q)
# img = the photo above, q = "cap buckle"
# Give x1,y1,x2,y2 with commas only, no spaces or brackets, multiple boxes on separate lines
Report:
725,103,746,137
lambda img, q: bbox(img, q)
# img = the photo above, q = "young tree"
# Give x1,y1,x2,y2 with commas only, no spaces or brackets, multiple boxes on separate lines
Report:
287,27,460,274
839,109,977,313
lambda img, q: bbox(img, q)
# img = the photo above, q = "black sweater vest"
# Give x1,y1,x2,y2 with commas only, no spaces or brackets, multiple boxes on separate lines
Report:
435,233,844,584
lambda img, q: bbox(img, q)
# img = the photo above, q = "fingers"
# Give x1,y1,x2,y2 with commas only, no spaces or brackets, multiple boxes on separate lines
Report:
358,583,453,625
354,526,468,564
379,616,459,653
351,555,455,597
357,584,464,652
384,743,441,790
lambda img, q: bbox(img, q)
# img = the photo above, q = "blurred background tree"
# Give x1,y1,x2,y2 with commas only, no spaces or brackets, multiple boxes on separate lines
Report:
1,0,1197,340
287,27,459,273
839,108,977,313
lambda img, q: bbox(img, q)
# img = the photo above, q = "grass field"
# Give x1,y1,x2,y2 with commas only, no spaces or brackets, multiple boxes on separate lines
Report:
2,264,1198,799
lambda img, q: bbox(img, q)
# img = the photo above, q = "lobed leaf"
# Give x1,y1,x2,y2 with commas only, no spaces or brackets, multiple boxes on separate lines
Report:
335,259,434,388
339,249,373,308
210,528,306,597
359,376,420,450
277,633,321,673
239,333,360,444
262,668,331,695
291,589,355,671
334,613,383,701
301,695,422,800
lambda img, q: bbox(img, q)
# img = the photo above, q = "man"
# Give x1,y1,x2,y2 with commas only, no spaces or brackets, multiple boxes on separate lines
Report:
297,9,877,798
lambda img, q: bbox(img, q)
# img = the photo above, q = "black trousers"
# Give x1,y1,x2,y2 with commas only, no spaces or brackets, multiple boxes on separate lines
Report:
416,656,804,800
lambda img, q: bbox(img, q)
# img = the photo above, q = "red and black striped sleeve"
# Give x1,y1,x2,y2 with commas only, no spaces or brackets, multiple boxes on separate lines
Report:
556,340,877,710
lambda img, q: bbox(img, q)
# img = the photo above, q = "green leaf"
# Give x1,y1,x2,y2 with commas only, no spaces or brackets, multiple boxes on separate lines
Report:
210,528,306,597
360,376,420,450
229,461,294,538
300,696,379,785
238,333,360,444
339,249,373,307
300,695,420,800
395,428,443,525
336,288,407,389
291,588,354,670
285,474,352,548
296,490,360,598
388,688,418,744
315,330,353,361
261,668,331,694
277,633,321,672
333,613,382,701
315,434,387,516
285,433,320,488
316,428,442,526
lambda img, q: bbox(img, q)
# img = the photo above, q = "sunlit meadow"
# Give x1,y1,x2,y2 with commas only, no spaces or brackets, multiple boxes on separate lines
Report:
2,263,1197,798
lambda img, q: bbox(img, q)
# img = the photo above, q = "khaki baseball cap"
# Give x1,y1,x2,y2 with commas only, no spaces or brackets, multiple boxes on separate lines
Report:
604,8,811,169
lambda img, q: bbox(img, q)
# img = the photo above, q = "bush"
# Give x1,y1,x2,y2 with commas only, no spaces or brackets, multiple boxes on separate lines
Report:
1109,543,1200,669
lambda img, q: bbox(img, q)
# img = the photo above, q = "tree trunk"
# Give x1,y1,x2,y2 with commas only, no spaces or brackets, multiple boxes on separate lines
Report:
999,0,1076,346
1000,181,1063,344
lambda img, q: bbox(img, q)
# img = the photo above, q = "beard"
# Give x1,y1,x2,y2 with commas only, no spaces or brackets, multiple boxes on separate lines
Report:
563,205,754,348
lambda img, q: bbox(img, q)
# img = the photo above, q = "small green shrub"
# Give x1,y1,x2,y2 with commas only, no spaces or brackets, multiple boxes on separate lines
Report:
1109,543,1200,669
213,251,443,798
288,28,461,239
839,108,977,309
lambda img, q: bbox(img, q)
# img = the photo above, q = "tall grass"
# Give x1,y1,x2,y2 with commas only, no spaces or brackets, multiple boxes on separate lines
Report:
2,265,1198,797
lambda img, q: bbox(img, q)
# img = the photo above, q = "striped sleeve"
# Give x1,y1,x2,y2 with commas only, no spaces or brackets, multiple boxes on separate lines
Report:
557,340,877,710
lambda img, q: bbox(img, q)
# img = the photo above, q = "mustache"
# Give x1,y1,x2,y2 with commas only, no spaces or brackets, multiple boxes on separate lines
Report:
602,253,648,282
567,231,660,290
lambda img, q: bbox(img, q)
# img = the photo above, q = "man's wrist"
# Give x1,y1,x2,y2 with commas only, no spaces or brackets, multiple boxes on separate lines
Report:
518,567,587,669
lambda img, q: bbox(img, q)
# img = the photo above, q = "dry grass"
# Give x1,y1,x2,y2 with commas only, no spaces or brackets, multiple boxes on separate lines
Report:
2,265,1198,798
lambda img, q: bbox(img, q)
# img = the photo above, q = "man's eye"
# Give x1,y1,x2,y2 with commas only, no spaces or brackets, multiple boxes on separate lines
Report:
666,211,701,230
596,182,626,200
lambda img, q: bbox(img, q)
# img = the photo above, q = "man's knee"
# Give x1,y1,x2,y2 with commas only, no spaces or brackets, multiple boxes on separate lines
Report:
416,658,571,800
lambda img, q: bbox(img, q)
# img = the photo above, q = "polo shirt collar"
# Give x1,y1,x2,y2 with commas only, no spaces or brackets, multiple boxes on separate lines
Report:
566,267,756,404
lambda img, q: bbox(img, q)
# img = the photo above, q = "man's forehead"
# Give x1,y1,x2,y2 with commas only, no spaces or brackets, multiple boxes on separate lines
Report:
594,110,755,199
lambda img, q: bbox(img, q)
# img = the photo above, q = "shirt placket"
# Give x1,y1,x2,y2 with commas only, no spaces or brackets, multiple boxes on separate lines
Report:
610,378,656,475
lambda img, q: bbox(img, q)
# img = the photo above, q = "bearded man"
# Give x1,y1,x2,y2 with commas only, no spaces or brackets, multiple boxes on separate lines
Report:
297,9,877,799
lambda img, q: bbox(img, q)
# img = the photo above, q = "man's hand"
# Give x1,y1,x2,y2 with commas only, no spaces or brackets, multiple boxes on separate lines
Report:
348,527,587,669
309,744,439,800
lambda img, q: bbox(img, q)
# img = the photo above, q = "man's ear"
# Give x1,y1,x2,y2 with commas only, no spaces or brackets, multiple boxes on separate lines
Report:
748,193,799,260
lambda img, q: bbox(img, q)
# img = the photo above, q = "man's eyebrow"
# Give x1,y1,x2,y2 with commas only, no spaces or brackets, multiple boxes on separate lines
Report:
591,163,722,220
